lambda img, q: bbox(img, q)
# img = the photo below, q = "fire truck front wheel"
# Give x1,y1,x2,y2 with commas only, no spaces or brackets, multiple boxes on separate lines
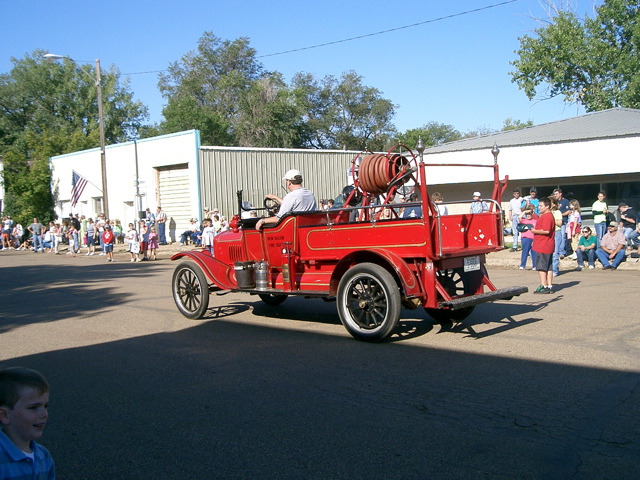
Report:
337,263,401,342
172,261,210,319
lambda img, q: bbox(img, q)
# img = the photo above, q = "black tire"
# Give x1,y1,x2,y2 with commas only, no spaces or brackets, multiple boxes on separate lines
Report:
258,293,287,306
172,261,210,319
425,268,475,323
337,263,401,342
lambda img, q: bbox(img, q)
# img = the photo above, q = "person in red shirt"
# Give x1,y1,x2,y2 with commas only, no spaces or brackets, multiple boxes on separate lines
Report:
531,197,556,293
102,224,115,262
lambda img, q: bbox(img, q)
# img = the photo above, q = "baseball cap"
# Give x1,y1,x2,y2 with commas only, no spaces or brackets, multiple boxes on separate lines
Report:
618,202,628,209
529,187,537,193
283,169,302,181
472,191,481,197
609,221,618,228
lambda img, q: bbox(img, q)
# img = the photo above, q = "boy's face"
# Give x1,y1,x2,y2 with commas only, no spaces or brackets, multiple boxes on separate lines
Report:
0,387,49,452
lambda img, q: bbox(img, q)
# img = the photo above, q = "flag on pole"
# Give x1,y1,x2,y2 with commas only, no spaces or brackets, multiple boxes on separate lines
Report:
71,170,88,207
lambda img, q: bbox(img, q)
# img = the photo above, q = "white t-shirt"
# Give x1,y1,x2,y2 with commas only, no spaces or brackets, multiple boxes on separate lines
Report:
277,187,317,218
125,229,138,243
509,197,523,218
202,226,216,246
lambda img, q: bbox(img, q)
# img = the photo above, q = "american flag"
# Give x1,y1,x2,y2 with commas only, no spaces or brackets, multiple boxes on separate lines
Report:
70,170,88,207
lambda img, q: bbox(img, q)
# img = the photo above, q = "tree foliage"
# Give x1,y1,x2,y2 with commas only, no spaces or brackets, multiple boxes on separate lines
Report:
395,122,462,149
510,0,640,111
0,50,148,224
292,71,396,151
158,32,265,145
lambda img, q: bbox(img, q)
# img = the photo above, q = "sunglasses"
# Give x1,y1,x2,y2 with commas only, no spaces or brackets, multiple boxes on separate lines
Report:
582,230,590,233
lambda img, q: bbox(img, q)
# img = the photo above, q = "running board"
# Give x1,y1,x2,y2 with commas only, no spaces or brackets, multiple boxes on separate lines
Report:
440,286,528,310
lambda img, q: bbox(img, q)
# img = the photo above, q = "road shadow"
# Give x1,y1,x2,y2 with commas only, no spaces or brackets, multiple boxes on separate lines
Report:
4,321,638,479
0,262,168,333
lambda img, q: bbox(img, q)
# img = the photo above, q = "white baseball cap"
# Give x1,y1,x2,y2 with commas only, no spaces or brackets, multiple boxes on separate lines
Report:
473,191,482,197
283,169,302,181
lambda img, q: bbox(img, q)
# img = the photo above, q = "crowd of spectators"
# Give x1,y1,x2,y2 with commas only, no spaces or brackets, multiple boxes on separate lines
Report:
508,189,640,274
0,205,173,262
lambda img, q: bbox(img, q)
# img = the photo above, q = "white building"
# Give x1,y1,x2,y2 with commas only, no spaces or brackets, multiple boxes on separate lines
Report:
421,108,640,215
50,130,201,242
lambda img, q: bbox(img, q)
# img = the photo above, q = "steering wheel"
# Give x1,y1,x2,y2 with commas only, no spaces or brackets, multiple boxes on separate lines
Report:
263,197,280,216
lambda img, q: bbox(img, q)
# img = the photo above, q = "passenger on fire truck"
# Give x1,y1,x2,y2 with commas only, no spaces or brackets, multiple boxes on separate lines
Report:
256,169,317,230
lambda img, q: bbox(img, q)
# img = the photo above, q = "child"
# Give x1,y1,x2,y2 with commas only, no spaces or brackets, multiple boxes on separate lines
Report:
531,197,556,293
125,223,139,262
518,208,537,270
66,224,77,257
139,221,149,261
0,367,55,479
148,227,159,260
566,199,581,258
102,224,115,262
201,219,215,255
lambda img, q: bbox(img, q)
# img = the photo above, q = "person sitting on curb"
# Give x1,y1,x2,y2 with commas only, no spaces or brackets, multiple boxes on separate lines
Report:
595,221,627,270
575,226,596,270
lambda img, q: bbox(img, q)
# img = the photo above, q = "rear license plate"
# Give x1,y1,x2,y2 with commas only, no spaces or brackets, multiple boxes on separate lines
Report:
464,256,480,272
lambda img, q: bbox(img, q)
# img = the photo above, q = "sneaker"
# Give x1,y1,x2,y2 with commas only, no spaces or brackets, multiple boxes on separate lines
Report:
90,252,94,256
589,265,594,270
569,253,577,260
553,272,559,277
546,286,553,294
518,266,524,270
135,258,140,262
130,258,134,262
532,267,536,271
576,266,583,271
534,285,547,294
603,265,611,270
510,248,517,252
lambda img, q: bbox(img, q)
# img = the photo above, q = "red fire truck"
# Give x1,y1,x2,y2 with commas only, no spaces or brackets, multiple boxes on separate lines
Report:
171,144,527,341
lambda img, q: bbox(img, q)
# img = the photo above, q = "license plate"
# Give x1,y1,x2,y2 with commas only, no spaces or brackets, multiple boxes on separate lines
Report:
464,256,481,272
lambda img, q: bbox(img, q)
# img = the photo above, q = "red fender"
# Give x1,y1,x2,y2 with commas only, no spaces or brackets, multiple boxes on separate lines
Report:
171,251,237,290
366,248,422,298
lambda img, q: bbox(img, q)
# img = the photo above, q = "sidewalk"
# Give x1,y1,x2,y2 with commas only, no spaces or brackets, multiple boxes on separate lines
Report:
485,246,640,271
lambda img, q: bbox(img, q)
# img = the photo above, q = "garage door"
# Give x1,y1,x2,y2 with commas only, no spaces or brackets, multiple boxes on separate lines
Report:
158,165,191,243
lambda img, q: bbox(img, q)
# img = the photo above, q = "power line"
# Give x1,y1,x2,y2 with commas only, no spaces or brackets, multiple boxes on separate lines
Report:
257,0,520,58
123,0,519,75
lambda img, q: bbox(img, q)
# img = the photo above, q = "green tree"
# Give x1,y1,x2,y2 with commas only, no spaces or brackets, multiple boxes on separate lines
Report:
235,75,304,148
396,122,462,149
158,32,265,145
292,71,397,151
501,118,534,131
510,0,640,111
0,50,148,224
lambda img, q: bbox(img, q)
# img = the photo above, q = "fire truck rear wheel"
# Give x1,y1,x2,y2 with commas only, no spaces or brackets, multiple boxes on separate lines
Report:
172,261,210,319
258,293,287,306
337,263,401,342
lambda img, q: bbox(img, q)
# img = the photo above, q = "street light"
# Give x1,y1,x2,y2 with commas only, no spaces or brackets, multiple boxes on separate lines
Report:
44,53,109,219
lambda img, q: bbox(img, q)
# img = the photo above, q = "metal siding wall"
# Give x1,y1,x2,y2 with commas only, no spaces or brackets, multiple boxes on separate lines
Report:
199,148,359,219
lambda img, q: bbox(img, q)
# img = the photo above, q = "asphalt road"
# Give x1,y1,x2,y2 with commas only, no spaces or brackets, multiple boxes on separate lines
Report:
1,250,639,479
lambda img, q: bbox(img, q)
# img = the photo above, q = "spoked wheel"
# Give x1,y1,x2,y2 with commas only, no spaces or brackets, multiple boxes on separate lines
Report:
172,261,210,319
337,263,401,342
258,293,287,306
425,268,475,323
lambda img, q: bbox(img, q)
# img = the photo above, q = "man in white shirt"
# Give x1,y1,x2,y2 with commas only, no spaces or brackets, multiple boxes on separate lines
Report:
256,169,317,230
509,188,523,252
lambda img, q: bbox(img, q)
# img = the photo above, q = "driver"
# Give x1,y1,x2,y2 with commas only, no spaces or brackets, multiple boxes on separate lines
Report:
256,169,317,230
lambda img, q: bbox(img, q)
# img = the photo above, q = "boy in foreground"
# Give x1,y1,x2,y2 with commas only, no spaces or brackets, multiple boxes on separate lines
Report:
0,367,55,479
530,197,556,293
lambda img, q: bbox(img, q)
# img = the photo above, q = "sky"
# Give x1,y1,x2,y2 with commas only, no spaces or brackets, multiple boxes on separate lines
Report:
1,0,600,136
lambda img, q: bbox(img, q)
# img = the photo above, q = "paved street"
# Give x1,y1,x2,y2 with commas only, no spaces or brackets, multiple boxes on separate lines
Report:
1,250,639,479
